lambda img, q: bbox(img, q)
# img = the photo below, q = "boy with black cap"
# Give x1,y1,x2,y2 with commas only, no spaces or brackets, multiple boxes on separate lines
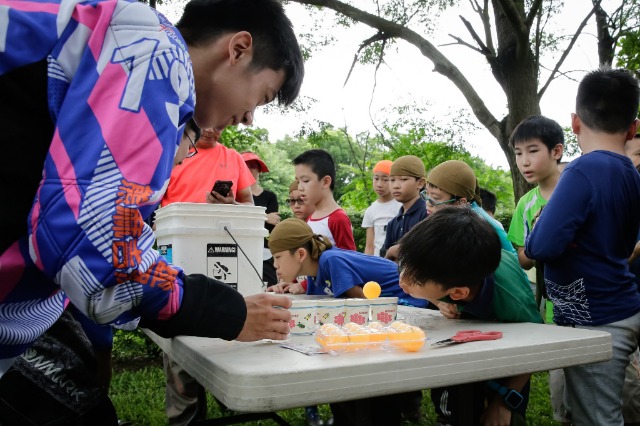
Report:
380,155,427,259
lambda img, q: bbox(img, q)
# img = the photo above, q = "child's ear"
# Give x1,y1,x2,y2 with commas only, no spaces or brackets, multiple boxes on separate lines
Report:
571,113,581,135
296,247,308,263
457,197,468,205
448,287,470,301
625,119,639,141
228,31,253,64
552,143,564,160
321,175,332,189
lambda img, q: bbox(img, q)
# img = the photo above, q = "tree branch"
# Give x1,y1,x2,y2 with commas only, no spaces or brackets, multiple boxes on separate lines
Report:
290,0,502,139
493,0,527,38
538,6,596,99
524,0,542,30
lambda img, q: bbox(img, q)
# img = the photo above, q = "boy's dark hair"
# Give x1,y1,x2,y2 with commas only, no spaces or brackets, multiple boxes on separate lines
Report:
177,0,304,107
478,187,497,214
509,115,565,162
398,206,501,290
292,149,336,191
576,68,640,134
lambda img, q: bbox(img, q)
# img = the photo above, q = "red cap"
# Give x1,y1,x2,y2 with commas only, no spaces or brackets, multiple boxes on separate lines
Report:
241,152,269,173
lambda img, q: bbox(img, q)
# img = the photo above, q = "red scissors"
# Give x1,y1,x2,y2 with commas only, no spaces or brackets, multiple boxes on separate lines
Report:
432,330,503,346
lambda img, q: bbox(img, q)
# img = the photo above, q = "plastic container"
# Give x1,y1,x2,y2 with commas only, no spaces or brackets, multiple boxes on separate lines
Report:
315,321,426,353
154,202,267,295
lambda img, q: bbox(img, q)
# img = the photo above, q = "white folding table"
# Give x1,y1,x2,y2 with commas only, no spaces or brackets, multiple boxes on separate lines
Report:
146,304,611,421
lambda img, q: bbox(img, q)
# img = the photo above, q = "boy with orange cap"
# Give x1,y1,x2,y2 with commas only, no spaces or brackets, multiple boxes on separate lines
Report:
362,160,401,256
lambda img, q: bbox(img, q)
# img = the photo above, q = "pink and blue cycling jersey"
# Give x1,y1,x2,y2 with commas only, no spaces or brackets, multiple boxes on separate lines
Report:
0,0,197,374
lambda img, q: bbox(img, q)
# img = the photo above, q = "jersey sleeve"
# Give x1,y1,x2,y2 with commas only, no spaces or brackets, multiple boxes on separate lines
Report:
507,197,527,247
329,210,356,251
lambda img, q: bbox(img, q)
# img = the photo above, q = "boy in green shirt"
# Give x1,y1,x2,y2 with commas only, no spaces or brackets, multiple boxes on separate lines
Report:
506,115,564,321
398,206,542,425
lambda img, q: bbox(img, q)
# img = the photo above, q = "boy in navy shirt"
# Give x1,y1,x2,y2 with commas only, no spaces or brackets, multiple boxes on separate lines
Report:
526,68,640,425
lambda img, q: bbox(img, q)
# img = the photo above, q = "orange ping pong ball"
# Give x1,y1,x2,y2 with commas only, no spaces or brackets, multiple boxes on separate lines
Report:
363,281,381,299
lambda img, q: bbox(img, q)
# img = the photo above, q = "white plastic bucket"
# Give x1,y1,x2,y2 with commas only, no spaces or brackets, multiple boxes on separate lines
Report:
154,202,267,295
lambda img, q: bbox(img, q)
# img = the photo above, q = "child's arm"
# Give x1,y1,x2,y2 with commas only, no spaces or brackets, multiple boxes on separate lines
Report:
481,373,531,426
515,246,536,270
329,210,356,250
364,227,375,255
342,286,365,298
525,170,591,261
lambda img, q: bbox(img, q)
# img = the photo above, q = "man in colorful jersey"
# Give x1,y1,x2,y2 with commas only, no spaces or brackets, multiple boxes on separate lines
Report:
0,0,303,420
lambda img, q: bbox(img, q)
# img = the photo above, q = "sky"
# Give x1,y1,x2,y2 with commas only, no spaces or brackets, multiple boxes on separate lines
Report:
158,1,603,169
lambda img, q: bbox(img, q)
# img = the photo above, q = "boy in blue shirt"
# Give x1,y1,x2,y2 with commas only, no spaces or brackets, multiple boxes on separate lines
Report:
398,207,542,425
526,68,640,425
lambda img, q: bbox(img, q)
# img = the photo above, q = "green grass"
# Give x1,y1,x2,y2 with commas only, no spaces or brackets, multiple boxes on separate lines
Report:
110,360,560,426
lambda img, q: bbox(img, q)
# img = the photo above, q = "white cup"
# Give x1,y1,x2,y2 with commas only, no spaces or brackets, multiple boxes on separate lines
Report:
316,299,346,326
344,298,370,326
370,297,398,325
289,299,317,335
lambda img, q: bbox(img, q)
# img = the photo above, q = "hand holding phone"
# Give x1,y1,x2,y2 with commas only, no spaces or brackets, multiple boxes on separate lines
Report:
211,180,233,198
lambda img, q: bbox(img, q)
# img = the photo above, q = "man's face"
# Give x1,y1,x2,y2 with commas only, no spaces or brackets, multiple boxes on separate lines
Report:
373,172,391,197
189,33,286,133
272,250,302,283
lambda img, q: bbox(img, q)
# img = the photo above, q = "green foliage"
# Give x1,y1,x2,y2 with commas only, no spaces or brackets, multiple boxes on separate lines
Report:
617,30,640,79
112,329,161,364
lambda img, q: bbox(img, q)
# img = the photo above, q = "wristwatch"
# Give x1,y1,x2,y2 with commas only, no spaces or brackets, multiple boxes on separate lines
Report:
486,380,524,410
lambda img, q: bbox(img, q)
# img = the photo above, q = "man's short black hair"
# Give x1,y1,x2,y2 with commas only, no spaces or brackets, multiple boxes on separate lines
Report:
292,149,336,191
478,187,497,214
177,0,304,107
509,115,564,163
576,68,639,134
398,206,501,290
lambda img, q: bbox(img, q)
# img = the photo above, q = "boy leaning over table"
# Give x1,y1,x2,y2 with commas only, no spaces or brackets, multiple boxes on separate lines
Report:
268,217,426,426
397,206,543,426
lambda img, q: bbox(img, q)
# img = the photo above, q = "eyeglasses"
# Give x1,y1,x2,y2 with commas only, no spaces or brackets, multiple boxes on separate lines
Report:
286,198,305,206
185,133,198,158
420,191,457,207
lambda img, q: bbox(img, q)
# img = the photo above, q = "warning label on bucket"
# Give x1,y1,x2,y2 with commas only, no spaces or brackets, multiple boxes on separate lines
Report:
207,244,238,290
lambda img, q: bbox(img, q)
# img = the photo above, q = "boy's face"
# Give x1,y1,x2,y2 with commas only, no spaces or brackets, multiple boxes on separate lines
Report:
372,172,391,197
625,137,640,168
398,275,449,303
295,164,327,206
424,183,458,215
272,250,303,283
189,32,285,133
513,138,562,184
389,175,424,203
288,189,313,220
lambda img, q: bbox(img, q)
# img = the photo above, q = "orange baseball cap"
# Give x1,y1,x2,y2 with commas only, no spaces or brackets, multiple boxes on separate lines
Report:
373,160,393,175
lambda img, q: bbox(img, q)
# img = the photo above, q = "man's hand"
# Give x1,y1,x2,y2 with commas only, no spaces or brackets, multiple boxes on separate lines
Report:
236,293,292,341
207,189,236,204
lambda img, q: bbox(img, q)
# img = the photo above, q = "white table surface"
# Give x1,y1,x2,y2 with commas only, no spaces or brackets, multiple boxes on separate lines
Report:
145,305,611,413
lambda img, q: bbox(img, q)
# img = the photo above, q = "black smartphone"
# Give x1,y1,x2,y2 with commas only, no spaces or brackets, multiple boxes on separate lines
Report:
211,180,233,197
